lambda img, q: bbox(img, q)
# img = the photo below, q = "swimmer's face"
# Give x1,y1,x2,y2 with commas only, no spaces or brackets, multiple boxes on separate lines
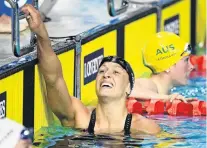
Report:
170,56,194,85
96,62,130,100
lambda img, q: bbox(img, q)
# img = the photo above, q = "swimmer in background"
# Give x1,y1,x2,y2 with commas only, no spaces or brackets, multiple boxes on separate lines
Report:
130,32,196,103
128,32,197,147
15,128,33,148
21,4,161,135
0,117,33,148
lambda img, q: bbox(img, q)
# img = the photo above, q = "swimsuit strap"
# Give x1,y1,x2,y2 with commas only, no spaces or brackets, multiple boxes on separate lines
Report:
87,109,96,135
87,109,132,136
124,113,132,136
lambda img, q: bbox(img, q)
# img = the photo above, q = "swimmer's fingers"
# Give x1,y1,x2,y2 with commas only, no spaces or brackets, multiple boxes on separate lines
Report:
169,93,179,102
185,98,198,102
21,4,39,18
21,4,42,30
169,93,188,103
175,96,198,103
176,95,187,103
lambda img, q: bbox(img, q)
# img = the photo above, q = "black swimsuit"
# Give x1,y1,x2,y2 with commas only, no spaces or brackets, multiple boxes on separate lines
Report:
50,109,145,148
87,109,132,136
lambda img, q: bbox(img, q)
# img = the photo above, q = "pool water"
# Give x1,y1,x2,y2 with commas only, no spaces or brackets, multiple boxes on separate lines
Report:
33,77,206,148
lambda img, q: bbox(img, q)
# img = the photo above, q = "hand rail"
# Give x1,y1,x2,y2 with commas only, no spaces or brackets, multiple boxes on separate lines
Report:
5,0,38,57
107,0,129,17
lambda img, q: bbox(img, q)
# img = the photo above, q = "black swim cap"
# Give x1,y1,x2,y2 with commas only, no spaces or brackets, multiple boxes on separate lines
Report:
99,56,135,95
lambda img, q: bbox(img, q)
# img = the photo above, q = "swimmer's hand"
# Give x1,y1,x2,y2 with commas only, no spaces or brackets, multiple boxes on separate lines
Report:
168,93,198,103
21,4,49,40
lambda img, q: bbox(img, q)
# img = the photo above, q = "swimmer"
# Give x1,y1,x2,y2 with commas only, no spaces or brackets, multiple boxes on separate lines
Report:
130,32,196,103
0,118,33,148
15,128,33,148
21,4,160,135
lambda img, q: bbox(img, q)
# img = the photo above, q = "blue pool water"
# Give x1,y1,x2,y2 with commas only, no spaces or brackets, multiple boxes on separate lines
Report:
33,77,206,148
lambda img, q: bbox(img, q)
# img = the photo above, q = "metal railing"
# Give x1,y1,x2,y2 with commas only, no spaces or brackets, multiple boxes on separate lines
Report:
107,0,129,17
5,0,38,57
107,0,161,32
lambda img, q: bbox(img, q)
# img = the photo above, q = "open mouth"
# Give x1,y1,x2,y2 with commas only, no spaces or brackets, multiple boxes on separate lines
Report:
101,82,113,88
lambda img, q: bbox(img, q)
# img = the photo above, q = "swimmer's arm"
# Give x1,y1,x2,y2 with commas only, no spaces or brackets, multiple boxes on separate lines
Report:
46,77,75,120
21,4,88,125
130,87,169,100
37,34,87,124
131,87,194,103
135,115,161,135
36,28,74,119
130,79,169,101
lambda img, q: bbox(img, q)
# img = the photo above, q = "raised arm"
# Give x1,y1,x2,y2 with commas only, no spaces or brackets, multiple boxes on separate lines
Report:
21,4,87,125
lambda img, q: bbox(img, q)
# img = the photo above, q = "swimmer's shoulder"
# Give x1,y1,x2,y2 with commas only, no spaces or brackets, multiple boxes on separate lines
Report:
131,113,161,135
135,78,158,92
63,96,92,128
